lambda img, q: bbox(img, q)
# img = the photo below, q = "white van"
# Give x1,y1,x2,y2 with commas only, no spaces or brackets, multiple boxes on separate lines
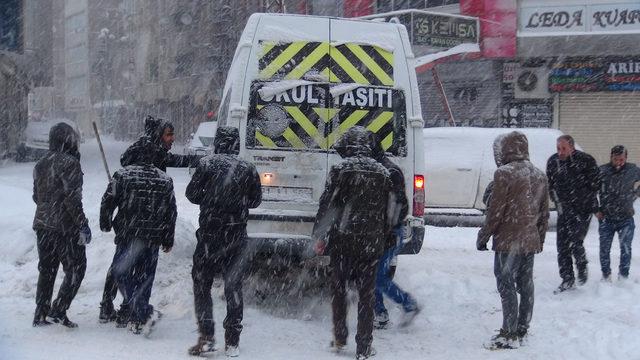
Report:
215,13,426,264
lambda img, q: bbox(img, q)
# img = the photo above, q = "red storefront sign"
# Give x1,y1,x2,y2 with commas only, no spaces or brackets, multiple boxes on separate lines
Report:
343,0,374,18
460,0,517,58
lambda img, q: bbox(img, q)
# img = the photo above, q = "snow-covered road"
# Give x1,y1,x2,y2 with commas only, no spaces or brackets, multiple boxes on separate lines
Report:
1,138,639,360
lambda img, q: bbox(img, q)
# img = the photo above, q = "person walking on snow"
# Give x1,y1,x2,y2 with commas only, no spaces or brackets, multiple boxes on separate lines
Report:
99,115,202,323
313,126,393,360
32,122,91,328
477,131,549,350
596,145,640,281
369,134,420,329
546,135,600,293
186,127,262,357
100,141,177,335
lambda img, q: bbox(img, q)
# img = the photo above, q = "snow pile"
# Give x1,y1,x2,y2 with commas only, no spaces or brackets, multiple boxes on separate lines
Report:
1,137,640,359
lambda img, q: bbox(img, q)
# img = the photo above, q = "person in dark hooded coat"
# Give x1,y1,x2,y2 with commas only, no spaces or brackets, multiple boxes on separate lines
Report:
185,126,262,357
32,122,90,328
99,139,177,333
99,115,201,322
477,131,549,349
313,126,392,360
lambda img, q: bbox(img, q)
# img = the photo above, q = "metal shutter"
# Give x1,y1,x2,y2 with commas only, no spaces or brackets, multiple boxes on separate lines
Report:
559,92,640,165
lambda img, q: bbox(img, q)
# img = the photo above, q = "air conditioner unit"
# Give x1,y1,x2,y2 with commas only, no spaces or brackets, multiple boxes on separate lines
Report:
514,64,551,99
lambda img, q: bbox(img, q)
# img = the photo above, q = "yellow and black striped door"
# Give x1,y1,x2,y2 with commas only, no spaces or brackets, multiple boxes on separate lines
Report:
258,41,394,86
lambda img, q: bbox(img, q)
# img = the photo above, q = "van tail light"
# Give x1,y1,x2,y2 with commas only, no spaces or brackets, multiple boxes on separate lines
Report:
413,174,425,217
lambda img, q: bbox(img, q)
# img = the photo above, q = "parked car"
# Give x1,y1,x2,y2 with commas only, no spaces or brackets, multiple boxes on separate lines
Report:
185,121,217,174
16,118,82,162
423,127,571,225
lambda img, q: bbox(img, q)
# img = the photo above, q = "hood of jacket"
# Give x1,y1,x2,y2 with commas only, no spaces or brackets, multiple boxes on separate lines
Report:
49,122,80,158
120,137,162,167
499,131,529,165
333,126,373,159
492,133,506,167
214,126,240,155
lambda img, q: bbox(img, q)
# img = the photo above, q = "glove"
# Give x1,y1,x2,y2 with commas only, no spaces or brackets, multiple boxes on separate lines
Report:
476,237,488,251
79,225,92,245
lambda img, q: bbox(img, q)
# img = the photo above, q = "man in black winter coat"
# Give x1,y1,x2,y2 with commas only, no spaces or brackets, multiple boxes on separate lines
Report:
99,115,202,322
32,122,90,328
120,115,202,172
313,126,392,360
100,143,177,333
186,126,262,357
547,135,600,292
596,145,640,281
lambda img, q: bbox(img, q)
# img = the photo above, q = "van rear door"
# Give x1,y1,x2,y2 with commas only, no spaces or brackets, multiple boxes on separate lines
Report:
243,16,332,245
327,18,407,171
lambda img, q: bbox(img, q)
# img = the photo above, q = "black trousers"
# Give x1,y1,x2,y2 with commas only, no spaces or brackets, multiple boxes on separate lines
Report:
35,229,86,316
330,253,378,356
557,209,591,283
192,226,249,347
494,252,535,335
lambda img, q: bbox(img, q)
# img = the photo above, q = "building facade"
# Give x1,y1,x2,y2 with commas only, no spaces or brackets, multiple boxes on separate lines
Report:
517,0,640,164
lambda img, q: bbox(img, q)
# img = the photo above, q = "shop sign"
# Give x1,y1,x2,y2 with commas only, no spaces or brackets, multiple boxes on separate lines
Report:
520,2,640,35
549,57,640,92
412,13,479,48
502,99,553,128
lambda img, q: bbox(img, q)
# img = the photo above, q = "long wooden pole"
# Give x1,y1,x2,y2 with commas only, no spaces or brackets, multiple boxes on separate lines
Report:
92,121,112,182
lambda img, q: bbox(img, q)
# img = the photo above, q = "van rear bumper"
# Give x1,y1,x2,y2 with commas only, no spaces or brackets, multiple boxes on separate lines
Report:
246,226,424,259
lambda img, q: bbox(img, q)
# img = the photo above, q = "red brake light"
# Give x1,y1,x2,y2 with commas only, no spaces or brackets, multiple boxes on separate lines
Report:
413,175,425,217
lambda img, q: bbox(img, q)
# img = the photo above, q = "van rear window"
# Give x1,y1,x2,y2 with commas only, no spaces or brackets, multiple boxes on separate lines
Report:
245,81,407,156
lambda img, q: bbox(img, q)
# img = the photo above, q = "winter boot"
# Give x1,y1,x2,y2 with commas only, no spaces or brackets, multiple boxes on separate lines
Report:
373,311,389,329
48,311,78,328
577,268,588,286
399,305,421,328
601,273,612,283
553,279,575,294
483,329,519,350
129,321,143,335
356,345,377,359
188,335,216,356
142,310,162,337
516,327,528,346
32,306,52,327
330,340,346,353
115,305,130,328
99,302,117,323
225,344,240,357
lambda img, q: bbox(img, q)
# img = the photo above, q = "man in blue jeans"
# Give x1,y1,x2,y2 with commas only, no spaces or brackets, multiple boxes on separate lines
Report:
374,227,419,328
596,145,640,281
370,135,419,329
